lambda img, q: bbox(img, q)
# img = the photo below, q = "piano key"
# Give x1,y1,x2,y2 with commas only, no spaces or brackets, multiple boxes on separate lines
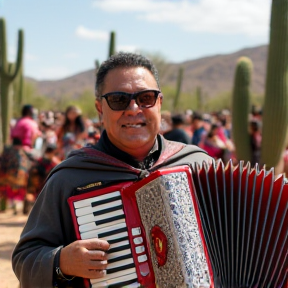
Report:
81,223,127,240
77,209,124,225
108,240,130,254
74,191,121,209
79,218,126,233
108,253,133,264
90,268,136,285
107,248,132,260
107,262,135,275
103,232,129,244
107,258,134,270
91,272,138,287
75,200,123,217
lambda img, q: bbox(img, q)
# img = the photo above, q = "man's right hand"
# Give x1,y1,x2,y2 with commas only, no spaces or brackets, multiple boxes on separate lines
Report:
59,238,110,279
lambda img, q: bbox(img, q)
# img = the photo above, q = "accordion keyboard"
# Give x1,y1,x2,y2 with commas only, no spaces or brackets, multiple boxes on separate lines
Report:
73,190,148,287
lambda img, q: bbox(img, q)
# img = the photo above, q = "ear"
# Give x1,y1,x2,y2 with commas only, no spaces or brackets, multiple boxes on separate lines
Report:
95,99,103,116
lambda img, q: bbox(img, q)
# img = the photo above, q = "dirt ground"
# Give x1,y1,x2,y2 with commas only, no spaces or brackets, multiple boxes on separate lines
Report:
0,208,27,288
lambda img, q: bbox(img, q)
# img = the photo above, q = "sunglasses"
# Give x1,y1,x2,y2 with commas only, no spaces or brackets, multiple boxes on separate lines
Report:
101,89,162,111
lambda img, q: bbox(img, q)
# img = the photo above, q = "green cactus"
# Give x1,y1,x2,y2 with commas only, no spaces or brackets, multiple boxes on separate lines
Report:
13,64,25,117
261,0,288,169
232,56,253,162
173,66,183,112
108,31,116,58
0,18,24,151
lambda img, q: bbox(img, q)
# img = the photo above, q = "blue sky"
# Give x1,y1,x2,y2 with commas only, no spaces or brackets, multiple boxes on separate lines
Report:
0,0,271,80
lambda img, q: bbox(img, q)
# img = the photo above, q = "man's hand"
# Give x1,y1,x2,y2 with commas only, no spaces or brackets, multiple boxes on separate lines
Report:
60,238,110,279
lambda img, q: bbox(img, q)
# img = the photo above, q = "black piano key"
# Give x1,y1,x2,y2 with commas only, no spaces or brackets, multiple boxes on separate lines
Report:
108,253,133,264
108,244,131,254
96,214,126,226
99,227,127,238
108,278,138,288
108,236,129,245
107,263,135,275
93,205,123,216
91,195,122,207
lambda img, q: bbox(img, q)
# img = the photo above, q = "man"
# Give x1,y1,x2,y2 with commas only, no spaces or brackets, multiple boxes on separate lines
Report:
12,52,212,288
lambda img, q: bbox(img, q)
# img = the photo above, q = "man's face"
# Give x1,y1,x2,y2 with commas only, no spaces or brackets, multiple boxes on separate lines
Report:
96,67,162,159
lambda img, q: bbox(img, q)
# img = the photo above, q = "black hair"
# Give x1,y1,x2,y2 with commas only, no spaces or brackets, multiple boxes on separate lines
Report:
21,104,34,117
95,52,160,99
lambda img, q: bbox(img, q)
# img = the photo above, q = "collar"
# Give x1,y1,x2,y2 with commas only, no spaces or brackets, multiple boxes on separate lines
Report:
94,130,161,169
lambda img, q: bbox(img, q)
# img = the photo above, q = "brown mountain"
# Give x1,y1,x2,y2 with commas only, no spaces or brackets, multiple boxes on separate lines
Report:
27,44,268,99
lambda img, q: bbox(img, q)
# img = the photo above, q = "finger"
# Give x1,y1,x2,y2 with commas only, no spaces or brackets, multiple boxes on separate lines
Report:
88,260,108,270
87,250,108,261
81,239,110,251
85,269,107,279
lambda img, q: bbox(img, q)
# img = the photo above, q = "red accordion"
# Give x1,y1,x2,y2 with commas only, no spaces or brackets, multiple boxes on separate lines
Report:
68,161,287,288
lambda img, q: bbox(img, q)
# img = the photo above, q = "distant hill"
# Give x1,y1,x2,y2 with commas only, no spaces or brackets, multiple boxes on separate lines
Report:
26,45,268,99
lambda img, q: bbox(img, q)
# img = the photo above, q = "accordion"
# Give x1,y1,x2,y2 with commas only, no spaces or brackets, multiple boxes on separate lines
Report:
68,161,287,288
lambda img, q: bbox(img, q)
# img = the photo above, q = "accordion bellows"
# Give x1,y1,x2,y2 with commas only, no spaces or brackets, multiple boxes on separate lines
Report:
191,160,287,288
68,160,287,288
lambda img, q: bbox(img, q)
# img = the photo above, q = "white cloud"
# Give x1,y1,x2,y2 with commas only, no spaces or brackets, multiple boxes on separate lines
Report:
75,25,109,40
93,0,270,37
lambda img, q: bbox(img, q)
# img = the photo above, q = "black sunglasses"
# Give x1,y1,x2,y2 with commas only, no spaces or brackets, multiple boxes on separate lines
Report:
101,89,162,111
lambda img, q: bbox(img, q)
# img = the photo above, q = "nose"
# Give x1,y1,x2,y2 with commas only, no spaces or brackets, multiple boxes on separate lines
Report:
124,99,141,114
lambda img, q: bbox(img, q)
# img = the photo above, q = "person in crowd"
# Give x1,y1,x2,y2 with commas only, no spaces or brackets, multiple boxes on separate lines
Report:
249,119,262,166
191,112,206,146
12,52,212,288
23,144,61,215
56,105,87,160
199,123,232,163
163,113,191,144
10,104,42,154
0,138,33,214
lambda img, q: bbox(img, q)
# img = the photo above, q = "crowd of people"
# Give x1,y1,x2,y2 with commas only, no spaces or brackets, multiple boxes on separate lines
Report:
0,104,101,215
0,95,287,216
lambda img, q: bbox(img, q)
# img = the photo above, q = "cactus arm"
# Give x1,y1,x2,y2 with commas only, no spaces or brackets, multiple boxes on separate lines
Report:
231,57,253,162
108,31,116,58
261,0,288,168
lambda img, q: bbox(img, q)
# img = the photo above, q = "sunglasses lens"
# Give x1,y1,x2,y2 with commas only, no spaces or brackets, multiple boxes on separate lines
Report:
106,94,130,110
137,91,157,107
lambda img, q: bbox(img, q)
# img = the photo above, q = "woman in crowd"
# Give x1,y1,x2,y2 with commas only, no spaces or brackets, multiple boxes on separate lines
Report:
56,105,87,160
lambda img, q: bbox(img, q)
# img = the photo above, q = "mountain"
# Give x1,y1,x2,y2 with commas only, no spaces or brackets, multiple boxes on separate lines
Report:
26,45,268,99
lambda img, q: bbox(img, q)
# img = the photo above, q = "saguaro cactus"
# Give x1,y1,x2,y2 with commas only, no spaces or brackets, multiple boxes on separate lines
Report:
108,31,116,58
173,66,183,112
261,0,288,169
0,18,24,150
232,57,253,162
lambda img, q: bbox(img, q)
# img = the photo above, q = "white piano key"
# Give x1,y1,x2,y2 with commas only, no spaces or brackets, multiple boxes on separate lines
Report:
77,209,124,226
79,218,126,233
91,272,138,287
137,254,147,263
90,268,136,285
131,227,141,236
107,249,132,260
74,191,121,209
101,231,129,242
80,222,127,240
76,200,123,217
109,240,130,250
107,257,134,270
135,245,145,254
